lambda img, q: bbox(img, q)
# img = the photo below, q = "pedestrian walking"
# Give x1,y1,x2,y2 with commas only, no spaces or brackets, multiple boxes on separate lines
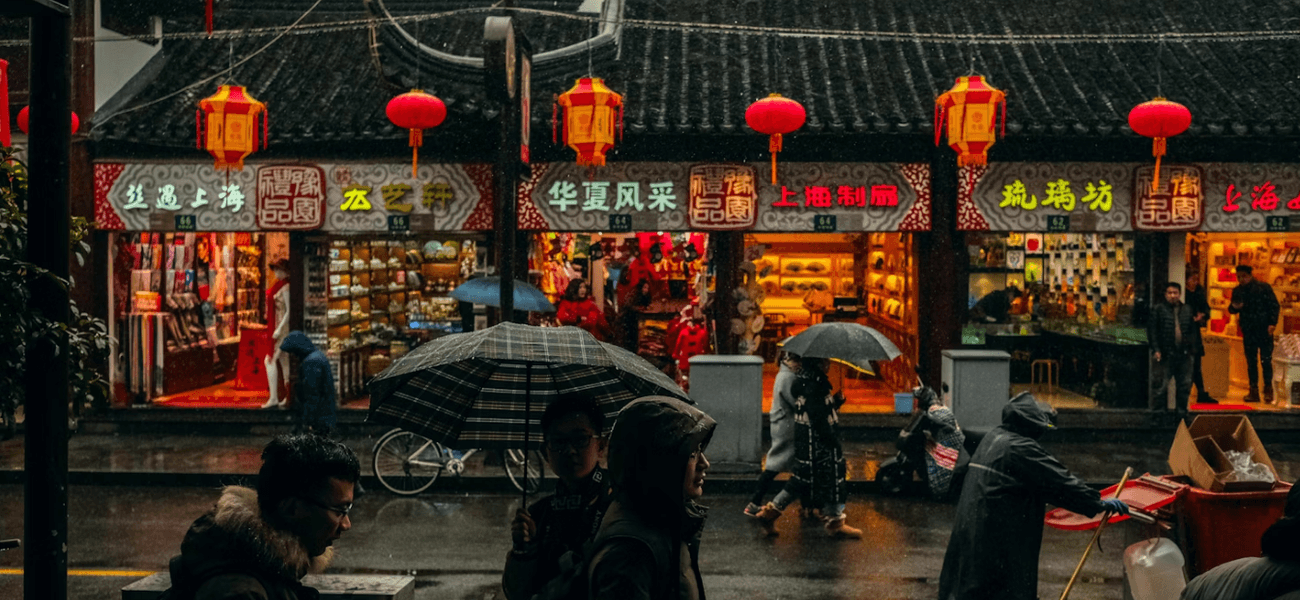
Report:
1184,271,1217,404
744,352,800,517
502,395,613,600
937,392,1129,600
1149,282,1203,418
1182,484,1300,600
280,331,337,437
165,434,360,599
753,358,863,539
1229,265,1280,403
587,396,715,600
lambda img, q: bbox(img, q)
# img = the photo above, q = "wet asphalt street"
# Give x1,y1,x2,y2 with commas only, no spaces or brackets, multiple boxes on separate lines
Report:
0,485,1128,600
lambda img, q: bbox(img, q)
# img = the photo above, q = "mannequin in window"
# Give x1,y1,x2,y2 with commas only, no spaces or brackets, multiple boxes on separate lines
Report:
262,259,291,409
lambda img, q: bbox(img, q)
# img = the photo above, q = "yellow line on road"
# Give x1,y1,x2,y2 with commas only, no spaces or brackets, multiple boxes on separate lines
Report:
0,569,156,577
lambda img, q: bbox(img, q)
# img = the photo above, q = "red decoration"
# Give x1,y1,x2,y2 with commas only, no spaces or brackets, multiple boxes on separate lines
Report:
745,93,806,184
196,85,267,172
935,76,1006,167
17,106,80,136
1128,98,1191,194
386,89,446,178
554,77,623,167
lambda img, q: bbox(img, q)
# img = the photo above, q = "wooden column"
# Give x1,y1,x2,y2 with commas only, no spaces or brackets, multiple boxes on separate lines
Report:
916,150,964,387
710,231,743,354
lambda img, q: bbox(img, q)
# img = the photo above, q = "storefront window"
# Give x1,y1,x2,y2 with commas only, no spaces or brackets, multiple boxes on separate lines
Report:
748,233,920,413
110,231,288,406
963,232,1149,409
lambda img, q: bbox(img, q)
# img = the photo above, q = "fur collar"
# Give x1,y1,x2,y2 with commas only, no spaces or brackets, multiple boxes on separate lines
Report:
209,486,333,580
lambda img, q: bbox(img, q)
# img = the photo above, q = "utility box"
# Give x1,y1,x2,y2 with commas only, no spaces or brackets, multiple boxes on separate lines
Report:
941,349,1010,431
689,354,764,471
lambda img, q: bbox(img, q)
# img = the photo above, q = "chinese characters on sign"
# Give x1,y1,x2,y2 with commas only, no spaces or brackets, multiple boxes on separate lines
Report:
122,183,236,213
1223,181,1300,213
1133,166,1203,231
547,180,678,213
256,166,325,229
999,178,1114,213
687,165,758,230
771,185,898,208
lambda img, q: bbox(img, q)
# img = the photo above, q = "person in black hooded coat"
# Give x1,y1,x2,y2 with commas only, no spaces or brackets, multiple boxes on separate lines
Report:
280,331,337,436
586,395,716,600
937,392,1129,600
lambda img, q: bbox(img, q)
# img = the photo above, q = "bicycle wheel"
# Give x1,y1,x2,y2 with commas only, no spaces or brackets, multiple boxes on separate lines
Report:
372,430,447,495
504,449,545,494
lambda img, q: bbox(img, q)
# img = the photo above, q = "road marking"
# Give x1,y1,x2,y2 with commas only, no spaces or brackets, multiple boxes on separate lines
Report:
0,569,156,577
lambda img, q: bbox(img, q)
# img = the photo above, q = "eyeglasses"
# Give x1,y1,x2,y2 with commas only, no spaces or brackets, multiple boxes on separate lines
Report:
545,434,595,452
300,497,352,519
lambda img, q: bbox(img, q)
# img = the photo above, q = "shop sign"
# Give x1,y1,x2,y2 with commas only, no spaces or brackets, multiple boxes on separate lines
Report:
256,165,326,230
318,164,494,232
95,163,258,231
1202,164,1300,231
961,163,1136,231
1132,166,1204,231
526,162,930,232
688,165,758,230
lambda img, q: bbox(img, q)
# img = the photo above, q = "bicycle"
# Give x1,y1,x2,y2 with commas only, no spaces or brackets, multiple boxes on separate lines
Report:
371,428,545,496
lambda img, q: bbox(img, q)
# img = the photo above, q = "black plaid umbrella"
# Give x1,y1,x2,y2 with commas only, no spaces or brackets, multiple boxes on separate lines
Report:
368,321,688,453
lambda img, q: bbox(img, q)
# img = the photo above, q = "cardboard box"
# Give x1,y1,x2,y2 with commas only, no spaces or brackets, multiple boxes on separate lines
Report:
1168,415,1278,492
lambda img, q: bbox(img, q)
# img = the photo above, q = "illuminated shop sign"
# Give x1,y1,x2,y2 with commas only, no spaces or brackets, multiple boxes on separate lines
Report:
527,162,930,232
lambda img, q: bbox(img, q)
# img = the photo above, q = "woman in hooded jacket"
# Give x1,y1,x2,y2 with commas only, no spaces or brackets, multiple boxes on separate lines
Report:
753,358,863,539
586,396,716,600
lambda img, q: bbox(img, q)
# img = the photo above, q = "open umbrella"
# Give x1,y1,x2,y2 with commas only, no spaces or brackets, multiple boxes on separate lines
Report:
450,276,556,313
779,321,902,373
367,322,688,502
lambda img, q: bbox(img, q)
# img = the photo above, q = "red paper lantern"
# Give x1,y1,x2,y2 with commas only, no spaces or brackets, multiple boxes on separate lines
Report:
935,76,1006,167
554,77,623,167
196,85,267,172
745,93,806,184
386,89,446,178
17,106,80,135
1128,98,1191,194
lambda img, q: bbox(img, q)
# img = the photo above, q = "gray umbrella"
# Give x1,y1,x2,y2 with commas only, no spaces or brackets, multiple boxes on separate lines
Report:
779,321,901,373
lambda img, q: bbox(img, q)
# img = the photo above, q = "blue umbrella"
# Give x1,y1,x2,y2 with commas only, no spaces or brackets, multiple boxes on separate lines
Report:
450,276,556,313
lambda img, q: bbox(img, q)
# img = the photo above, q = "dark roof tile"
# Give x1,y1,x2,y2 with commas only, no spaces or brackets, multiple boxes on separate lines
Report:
94,0,1300,154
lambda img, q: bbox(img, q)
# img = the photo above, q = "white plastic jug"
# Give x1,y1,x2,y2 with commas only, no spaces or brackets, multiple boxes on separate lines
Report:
1125,537,1187,600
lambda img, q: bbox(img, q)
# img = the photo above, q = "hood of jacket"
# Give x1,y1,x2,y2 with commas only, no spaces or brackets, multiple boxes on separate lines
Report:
280,331,317,358
607,396,715,515
1001,392,1055,440
172,486,332,589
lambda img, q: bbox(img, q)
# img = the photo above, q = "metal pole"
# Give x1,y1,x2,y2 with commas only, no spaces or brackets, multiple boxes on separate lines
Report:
26,9,72,600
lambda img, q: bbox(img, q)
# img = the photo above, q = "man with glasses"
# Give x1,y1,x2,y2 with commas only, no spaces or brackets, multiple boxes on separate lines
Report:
166,434,360,599
502,395,612,599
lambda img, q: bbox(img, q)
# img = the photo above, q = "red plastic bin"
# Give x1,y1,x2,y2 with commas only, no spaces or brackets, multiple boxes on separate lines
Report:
1175,478,1293,577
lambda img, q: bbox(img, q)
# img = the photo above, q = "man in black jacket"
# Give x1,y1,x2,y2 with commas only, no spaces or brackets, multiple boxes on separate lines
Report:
168,434,360,599
1184,271,1217,404
1229,265,1281,403
1149,282,1203,417
937,393,1128,600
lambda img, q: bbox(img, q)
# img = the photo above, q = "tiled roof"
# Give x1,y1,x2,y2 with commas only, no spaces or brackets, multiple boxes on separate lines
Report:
93,0,1300,155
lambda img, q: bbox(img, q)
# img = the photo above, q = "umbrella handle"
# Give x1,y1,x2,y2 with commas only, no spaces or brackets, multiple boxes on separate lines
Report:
1059,467,1133,600
523,361,532,506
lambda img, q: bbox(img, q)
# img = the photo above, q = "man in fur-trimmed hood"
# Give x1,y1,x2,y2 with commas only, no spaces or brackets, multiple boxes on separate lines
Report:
168,435,360,600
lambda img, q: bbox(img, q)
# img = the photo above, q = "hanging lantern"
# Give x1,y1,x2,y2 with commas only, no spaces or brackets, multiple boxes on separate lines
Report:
1128,98,1191,194
196,85,267,172
745,93,806,184
386,89,446,178
935,75,1007,167
16,106,80,136
554,77,623,167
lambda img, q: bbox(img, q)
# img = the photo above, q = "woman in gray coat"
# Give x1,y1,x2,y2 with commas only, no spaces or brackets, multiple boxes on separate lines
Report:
744,352,801,517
